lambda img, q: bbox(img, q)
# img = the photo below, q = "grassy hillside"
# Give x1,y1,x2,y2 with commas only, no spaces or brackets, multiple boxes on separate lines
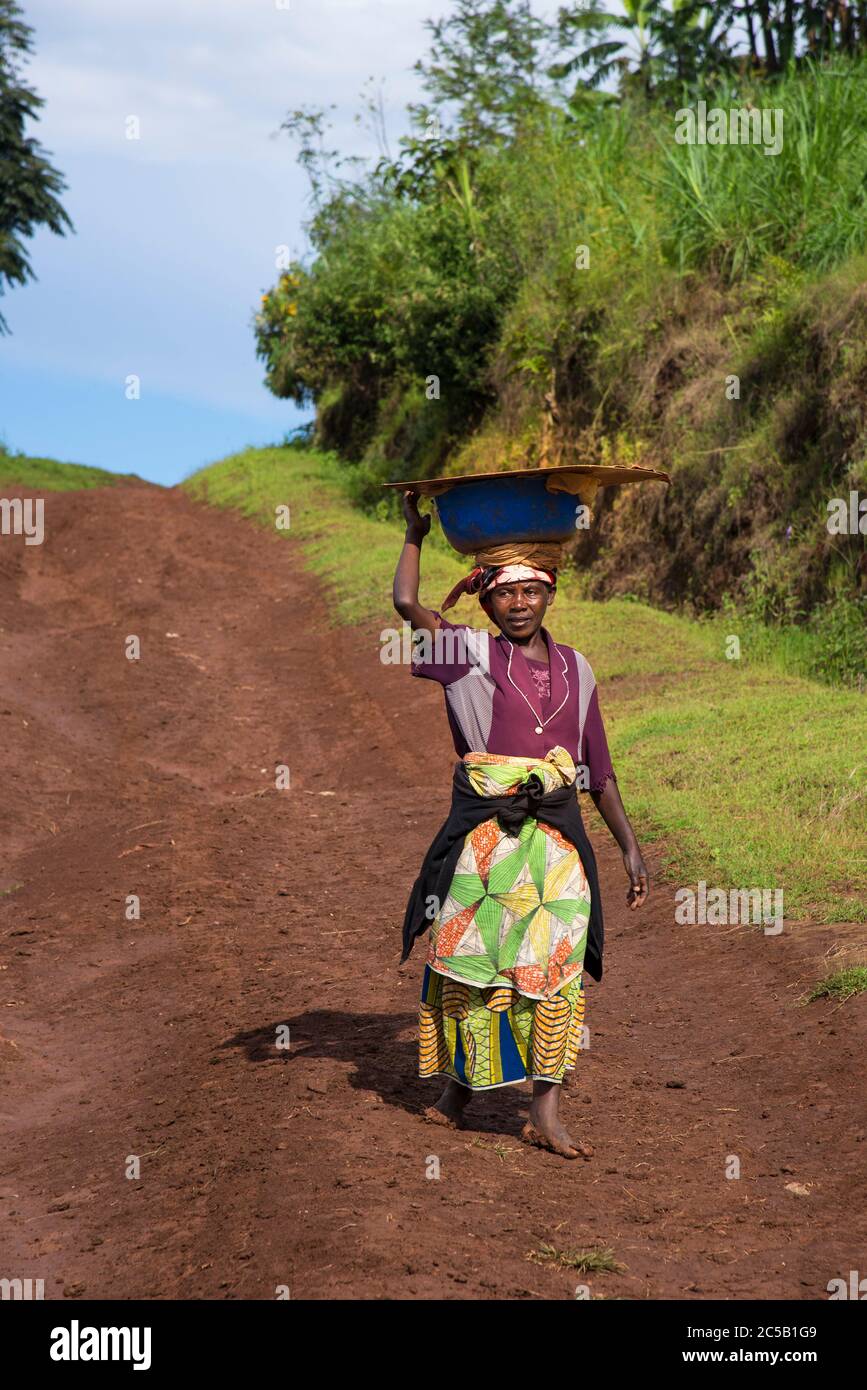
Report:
185,444,867,927
255,56,867,689
0,444,133,491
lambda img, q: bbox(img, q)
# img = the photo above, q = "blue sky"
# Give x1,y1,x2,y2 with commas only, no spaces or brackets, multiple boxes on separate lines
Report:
0,0,446,485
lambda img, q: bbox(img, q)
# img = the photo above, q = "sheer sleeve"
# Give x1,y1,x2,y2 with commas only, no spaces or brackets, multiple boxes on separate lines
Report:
582,683,617,793
410,612,477,687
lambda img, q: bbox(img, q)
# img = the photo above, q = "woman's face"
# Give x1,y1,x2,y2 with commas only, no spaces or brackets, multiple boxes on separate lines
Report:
484,580,553,640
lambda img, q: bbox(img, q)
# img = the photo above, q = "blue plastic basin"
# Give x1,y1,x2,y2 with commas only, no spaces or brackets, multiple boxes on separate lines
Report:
434,475,582,555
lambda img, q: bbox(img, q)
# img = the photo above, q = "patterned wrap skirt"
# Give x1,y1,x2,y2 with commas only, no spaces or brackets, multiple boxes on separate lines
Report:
418,748,591,1091
419,963,586,1089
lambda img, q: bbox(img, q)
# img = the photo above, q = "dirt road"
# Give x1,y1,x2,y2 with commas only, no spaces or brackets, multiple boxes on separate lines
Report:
0,482,863,1300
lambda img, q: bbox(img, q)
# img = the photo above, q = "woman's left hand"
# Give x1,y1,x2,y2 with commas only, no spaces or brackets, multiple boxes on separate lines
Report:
622,842,649,909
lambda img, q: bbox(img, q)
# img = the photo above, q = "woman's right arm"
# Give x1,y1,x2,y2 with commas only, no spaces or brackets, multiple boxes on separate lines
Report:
393,490,440,638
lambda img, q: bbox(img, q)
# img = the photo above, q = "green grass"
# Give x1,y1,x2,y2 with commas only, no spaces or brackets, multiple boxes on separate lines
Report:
0,447,133,491
610,676,866,922
255,60,867,664
185,444,867,927
527,1243,623,1274
183,445,465,627
806,967,867,1003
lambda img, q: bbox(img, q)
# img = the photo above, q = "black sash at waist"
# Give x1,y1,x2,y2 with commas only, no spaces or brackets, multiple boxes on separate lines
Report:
400,760,605,982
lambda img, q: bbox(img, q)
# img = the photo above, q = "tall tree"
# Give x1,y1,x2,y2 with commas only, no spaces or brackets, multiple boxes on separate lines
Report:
552,0,671,96
557,0,867,94
0,0,73,334
410,0,557,145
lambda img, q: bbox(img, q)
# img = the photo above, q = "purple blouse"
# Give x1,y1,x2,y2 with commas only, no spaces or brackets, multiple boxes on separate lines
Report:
411,613,616,793
526,658,551,705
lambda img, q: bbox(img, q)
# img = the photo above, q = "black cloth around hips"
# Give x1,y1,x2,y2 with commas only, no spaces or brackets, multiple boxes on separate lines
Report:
400,761,604,983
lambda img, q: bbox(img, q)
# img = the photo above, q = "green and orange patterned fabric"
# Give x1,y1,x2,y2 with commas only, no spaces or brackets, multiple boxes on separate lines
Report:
419,963,586,1090
425,747,592,1001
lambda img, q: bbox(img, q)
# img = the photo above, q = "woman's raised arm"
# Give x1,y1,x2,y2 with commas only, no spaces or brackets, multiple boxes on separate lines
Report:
393,490,440,638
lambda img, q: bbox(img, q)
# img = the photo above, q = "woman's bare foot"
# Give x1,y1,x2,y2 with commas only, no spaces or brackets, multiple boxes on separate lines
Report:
423,1079,472,1129
525,1081,593,1159
521,1117,593,1159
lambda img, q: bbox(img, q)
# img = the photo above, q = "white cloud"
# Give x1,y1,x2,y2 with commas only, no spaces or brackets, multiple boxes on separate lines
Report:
6,0,565,434
6,0,444,420
24,0,433,164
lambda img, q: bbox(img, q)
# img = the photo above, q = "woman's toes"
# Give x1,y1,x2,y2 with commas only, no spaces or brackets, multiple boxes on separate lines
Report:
422,1105,464,1130
521,1118,592,1160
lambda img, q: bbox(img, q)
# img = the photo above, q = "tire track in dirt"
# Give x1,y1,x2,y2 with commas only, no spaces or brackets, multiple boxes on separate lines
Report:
0,482,863,1300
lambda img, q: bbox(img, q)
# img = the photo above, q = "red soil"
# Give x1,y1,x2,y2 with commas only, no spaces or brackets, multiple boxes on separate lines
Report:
0,482,863,1300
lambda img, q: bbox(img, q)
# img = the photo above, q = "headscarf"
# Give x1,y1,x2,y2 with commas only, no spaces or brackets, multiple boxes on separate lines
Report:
441,561,557,613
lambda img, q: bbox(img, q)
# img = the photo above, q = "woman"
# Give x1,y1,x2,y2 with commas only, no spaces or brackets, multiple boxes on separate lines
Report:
394,491,648,1160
